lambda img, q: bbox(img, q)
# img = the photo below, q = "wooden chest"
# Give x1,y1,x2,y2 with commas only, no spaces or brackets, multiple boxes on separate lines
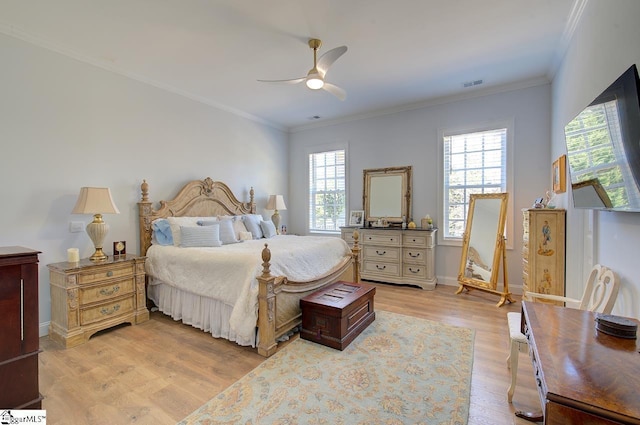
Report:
300,281,376,350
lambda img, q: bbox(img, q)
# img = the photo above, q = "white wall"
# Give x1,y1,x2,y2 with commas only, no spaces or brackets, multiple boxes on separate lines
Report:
0,34,289,335
551,0,640,319
289,84,552,291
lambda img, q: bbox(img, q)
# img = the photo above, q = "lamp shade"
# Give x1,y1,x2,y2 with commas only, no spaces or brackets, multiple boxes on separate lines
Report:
72,187,120,214
266,195,287,211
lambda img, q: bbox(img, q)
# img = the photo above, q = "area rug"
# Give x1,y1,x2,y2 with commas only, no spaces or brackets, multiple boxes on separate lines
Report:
178,310,475,425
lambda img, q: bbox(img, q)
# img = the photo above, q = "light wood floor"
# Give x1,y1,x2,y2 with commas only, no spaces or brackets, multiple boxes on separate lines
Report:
39,283,541,424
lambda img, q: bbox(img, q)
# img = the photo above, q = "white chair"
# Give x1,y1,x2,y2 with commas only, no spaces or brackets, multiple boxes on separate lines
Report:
506,264,620,403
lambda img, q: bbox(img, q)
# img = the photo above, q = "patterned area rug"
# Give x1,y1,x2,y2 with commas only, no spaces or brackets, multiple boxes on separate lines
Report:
178,310,475,425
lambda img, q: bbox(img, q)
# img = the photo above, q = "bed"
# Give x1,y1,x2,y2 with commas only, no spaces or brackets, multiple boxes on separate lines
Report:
137,177,360,357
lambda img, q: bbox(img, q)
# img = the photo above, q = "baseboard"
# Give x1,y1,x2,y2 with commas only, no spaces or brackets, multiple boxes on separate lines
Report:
39,321,50,338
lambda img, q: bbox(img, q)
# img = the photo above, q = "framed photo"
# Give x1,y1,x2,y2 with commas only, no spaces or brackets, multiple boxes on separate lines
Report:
552,154,566,193
349,210,364,226
113,240,126,257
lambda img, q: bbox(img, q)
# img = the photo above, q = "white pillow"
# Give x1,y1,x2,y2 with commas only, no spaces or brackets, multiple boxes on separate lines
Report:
167,216,217,246
242,214,264,239
218,215,249,239
217,219,239,244
238,231,253,241
180,225,222,247
260,220,277,238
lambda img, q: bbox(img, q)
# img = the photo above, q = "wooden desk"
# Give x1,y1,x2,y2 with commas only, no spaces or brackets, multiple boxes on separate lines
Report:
522,301,640,425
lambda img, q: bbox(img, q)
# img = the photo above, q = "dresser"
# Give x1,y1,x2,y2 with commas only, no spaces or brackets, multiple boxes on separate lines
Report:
0,246,43,409
48,255,149,348
522,301,640,424
522,209,565,304
341,227,436,290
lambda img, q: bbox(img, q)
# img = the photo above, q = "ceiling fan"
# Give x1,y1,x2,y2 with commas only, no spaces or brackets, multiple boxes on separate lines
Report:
258,38,348,101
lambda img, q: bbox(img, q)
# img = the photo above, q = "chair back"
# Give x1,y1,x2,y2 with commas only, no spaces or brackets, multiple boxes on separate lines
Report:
578,264,620,313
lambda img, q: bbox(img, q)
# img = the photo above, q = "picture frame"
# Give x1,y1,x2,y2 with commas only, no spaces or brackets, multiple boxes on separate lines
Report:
349,210,364,226
113,240,126,257
552,154,566,193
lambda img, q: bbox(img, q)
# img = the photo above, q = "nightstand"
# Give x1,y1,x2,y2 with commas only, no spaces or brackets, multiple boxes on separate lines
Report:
48,255,149,348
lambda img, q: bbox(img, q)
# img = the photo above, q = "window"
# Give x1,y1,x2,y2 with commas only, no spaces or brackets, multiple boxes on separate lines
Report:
309,149,346,233
442,127,508,240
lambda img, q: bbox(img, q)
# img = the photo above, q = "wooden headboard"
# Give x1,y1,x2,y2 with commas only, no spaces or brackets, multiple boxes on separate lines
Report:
138,177,255,255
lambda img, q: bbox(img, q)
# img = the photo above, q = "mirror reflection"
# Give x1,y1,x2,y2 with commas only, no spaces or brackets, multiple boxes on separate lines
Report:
363,166,412,225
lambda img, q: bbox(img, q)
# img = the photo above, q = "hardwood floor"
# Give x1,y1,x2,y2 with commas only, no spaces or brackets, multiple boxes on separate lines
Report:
39,283,541,424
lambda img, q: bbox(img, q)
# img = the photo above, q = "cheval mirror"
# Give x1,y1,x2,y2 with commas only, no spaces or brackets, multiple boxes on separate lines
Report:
363,166,412,225
456,193,514,307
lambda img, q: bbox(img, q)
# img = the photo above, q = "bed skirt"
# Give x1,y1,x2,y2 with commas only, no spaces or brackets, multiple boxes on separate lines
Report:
147,279,256,347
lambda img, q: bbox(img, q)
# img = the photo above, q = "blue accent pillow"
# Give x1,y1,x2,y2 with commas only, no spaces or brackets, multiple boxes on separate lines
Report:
242,214,264,239
199,219,238,244
152,219,173,245
260,220,277,238
180,225,222,247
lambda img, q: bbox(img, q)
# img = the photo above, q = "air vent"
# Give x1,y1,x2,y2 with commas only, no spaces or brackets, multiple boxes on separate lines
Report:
463,79,484,88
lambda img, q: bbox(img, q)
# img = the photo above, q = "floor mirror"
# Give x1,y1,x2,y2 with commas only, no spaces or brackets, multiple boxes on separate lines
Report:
456,193,514,307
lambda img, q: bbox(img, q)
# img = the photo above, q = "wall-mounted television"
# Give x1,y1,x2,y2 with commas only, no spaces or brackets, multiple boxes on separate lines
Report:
563,64,640,212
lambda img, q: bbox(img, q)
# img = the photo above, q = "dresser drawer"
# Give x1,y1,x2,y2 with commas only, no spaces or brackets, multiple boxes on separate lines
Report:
80,295,135,326
402,234,428,247
78,263,133,285
403,264,426,279
362,232,401,246
363,246,400,261
79,278,135,305
403,248,426,264
362,260,400,277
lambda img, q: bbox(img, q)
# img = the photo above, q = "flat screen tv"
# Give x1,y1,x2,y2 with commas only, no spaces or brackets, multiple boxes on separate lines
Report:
563,64,640,212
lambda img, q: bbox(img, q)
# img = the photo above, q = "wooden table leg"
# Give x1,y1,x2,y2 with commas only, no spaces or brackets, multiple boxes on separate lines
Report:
515,410,544,422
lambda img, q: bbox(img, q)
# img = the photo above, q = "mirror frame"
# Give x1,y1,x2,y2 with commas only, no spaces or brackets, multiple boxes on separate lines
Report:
363,166,412,225
456,193,513,306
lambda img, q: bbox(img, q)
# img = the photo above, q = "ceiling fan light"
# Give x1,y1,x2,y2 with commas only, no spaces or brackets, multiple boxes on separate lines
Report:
306,75,324,90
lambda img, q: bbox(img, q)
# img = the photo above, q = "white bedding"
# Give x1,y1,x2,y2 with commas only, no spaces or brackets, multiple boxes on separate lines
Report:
146,235,351,345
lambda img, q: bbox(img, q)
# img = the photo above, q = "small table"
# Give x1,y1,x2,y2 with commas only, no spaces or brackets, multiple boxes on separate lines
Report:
48,255,149,348
300,281,375,350
521,301,640,425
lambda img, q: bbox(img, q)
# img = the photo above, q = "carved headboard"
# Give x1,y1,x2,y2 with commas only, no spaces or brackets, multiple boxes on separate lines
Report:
138,177,256,255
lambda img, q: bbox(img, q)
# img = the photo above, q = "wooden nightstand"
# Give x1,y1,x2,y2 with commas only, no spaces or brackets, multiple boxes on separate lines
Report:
48,255,149,348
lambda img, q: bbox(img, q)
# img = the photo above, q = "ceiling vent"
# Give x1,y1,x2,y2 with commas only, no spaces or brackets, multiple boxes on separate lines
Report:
463,79,484,88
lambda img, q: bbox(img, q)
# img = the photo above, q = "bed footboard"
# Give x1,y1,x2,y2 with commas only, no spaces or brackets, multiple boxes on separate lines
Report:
256,232,360,357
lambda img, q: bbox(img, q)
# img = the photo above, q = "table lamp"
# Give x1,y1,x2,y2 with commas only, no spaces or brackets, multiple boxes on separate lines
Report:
266,195,287,234
71,187,120,261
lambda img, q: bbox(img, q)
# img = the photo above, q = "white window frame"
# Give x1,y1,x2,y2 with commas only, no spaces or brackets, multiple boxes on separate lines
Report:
437,120,514,248
307,143,348,235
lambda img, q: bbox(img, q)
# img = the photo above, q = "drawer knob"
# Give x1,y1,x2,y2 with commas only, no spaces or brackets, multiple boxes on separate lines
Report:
376,250,386,255
100,304,121,316
409,267,421,273
376,265,386,270
106,271,113,277
99,285,120,296
409,252,420,258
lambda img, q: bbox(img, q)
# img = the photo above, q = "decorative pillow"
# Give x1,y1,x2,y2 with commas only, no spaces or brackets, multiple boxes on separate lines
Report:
218,215,249,239
152,219,173,245
260,220,277,238
217,219,239,244
167,216,217,246
179,225,222,247
238,231,253,241
242,214,264,239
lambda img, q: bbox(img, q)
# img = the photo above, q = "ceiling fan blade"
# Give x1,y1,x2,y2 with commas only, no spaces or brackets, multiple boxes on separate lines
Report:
317,45,347,77
257,77,306,85
322,82,346,101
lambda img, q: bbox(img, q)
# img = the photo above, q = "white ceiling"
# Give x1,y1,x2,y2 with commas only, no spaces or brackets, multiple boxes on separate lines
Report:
0,0,579,131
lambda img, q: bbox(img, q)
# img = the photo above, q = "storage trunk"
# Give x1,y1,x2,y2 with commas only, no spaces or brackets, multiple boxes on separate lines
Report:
300,281,376,350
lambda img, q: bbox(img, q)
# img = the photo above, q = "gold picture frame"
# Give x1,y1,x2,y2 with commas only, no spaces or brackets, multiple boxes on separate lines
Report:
553,154,566,193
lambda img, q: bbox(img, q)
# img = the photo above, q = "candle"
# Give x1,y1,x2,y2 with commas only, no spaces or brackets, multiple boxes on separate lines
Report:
67,248,80,263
